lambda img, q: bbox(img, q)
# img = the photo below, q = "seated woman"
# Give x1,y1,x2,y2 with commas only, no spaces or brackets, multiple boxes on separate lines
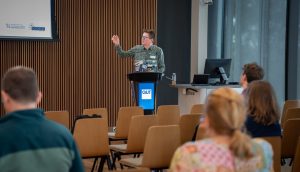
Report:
169,88,273,172
245,80,281,137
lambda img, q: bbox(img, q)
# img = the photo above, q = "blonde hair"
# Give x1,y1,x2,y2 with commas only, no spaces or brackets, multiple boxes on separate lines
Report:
206,87,253,159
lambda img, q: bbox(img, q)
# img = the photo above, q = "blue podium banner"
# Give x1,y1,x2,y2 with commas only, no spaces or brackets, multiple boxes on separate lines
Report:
138,82,155,110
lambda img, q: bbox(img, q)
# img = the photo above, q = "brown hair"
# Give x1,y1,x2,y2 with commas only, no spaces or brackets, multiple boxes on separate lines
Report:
206,88,253,159
1,66,39,103
246,80,280,125
143,29,155,39
242,63,264,83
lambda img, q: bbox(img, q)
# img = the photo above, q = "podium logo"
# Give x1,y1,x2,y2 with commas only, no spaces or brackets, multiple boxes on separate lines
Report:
141,89,152,99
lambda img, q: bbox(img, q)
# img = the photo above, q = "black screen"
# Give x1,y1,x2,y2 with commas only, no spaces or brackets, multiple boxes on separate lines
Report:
204,59,231,77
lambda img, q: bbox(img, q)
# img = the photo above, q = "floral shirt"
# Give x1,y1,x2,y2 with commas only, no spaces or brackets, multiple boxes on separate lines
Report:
170,138,273,172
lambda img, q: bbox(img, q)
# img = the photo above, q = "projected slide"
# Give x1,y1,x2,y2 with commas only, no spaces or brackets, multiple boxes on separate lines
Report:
0,0,53,39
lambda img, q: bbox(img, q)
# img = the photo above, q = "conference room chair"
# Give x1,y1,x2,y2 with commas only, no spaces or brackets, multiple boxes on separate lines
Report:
110,115,156,169
190,104,205,114
156,105,180,125
292,137,300,172
281,119,300,166
194,122,207,141
108,106,144,143
73,117,112,171
83,107,108,121
45,110,70,130
179,114,203,144
280,100,300,126
260,137,281,172
119,125,181,170
281,108,300,128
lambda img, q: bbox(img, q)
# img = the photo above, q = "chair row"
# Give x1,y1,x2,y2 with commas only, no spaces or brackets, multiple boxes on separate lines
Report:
44,103,206,130
45,106,205,171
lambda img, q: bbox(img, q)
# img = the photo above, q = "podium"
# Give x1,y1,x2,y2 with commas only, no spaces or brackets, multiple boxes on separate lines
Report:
127,72,162,115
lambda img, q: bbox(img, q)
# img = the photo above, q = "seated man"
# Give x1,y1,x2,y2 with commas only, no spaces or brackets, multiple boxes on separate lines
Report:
0,66,84,172
240,62,264,95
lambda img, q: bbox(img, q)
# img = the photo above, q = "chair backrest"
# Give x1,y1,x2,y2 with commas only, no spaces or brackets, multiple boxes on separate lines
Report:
292,137,300,172
115,106,144,138
282,108,300,128
142,125,181,169
195,124,207,141
83,108,108,123
190,104,205,114
45,111,70,130
126,115,157,153
260,137,281,172
73,117,109,158
281,100,300,125
281,119,300,158
156,105,180,125
179,114,202,144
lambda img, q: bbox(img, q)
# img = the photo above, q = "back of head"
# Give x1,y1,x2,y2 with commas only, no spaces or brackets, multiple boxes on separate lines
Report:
1,66,39,103
206,88,253,159
243,63,264,83
246,80,280,125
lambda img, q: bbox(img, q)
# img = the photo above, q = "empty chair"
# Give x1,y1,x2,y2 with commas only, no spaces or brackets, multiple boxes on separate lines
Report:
281,108,300,128
108,106,144,142
292,137,300,172
195,123,207,141
119,125,181,170
83,107,108,123
156,105,180,125
179,114,202,144
260,137,281,172
281,100,300,125
190,104,205,114
73,117,112,171
281,119,300,165
110,115,156,168
45,110,70,130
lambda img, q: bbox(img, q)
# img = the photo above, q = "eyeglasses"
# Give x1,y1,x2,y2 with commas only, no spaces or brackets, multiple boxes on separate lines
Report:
142,36,150,40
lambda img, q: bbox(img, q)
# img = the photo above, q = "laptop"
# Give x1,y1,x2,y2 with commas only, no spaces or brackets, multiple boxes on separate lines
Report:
191,74,210,86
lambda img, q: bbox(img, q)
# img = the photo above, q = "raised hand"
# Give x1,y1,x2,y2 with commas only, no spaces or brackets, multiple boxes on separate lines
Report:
111,35,120,46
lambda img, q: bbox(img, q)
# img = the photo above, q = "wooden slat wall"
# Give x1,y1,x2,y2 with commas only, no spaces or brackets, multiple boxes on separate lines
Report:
0,0,157,127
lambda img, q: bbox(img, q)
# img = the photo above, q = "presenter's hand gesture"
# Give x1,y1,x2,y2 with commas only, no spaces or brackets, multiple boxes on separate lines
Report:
111,35,120,46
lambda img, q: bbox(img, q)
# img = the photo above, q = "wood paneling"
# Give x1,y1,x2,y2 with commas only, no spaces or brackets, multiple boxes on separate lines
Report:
0,0,157,127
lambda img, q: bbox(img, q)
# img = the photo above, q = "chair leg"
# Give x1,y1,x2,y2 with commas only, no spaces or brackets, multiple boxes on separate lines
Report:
281,158,286,166
112,152,119,169
110,150,117,169
116,153,123,169
106,155,113,170
91,158,98,172
98,157,106,172
289,158,294,166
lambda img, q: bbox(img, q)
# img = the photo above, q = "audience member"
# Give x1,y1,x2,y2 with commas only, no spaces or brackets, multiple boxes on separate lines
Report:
170,88,273,172
245,80,281,137
0,66,84,172
240,62,264,95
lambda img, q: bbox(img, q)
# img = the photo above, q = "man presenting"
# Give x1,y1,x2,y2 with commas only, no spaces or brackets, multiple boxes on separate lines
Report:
111,30,165,73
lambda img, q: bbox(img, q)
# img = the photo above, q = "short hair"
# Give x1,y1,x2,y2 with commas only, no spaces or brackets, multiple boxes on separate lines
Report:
1,66,39,103
246,80,280,125
143,29,155,39
242,63,264,83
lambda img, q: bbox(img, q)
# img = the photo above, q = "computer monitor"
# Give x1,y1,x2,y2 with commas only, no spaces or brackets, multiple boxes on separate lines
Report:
204,59,231,84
